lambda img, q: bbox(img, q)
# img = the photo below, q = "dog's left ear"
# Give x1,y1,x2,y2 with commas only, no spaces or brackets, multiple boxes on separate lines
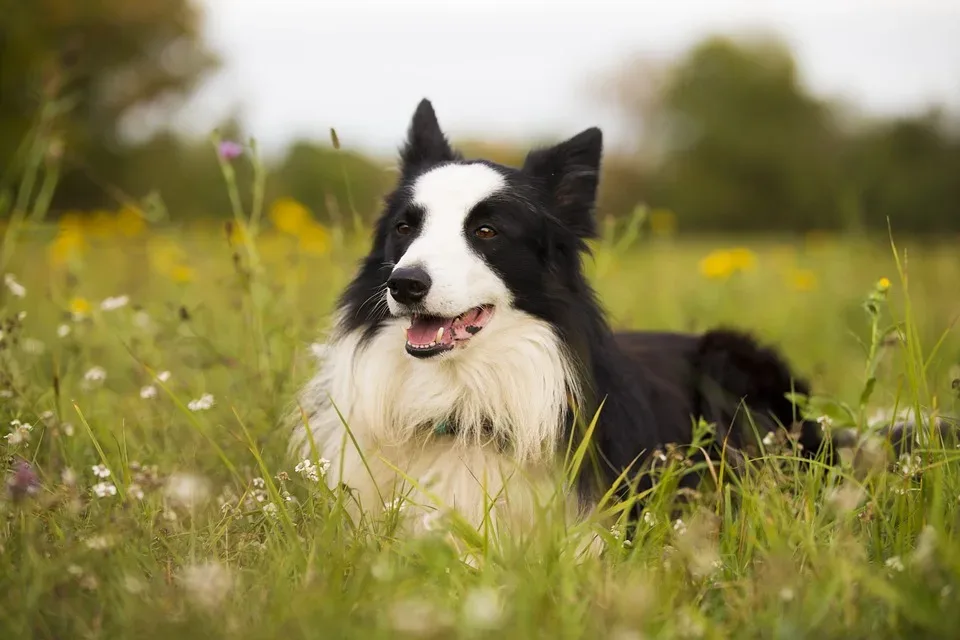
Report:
522,127,603,239
399,98,458,176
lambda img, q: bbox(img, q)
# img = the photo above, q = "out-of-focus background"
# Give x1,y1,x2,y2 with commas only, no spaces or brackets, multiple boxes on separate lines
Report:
4,0,959,236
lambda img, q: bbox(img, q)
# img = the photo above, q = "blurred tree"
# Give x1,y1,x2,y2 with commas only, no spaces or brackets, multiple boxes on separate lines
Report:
0,0,218,211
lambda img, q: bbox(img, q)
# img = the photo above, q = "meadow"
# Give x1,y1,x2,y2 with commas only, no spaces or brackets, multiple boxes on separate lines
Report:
2,191,960,638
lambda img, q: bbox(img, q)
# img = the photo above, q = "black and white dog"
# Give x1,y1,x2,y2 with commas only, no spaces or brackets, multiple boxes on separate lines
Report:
289,99,945,535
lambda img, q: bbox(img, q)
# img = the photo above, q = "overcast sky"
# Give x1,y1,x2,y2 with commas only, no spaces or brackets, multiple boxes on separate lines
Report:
180,0,960,157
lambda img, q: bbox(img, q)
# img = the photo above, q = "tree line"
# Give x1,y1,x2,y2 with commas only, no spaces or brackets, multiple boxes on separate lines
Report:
2,2,958,235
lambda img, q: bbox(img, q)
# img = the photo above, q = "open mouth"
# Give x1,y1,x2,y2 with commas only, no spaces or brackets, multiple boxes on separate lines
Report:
404,305,496,358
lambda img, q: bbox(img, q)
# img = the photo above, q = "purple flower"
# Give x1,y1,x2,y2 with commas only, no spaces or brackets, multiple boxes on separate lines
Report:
218,140,244,161
7,459,40,502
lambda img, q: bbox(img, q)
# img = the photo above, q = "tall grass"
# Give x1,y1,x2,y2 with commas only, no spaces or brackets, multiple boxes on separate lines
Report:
1,129,959,639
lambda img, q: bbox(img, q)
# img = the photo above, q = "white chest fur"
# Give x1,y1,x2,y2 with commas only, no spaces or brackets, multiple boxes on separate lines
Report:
290,309,582,534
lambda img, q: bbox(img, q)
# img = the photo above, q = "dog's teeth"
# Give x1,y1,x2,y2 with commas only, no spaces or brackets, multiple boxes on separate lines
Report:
436,327,444,342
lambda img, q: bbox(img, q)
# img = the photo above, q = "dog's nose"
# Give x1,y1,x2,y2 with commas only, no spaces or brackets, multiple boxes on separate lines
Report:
387,266,432,305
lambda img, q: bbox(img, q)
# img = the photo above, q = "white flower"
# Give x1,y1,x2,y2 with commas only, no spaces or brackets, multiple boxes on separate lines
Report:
179,562,233,610
92,464,111,478
5,419,33,445
92,481,117,498
128,484,145,501
62,422,75,437
140,385,158,399
157,370,171,383
188,393,215,411
164,472,212,510
294,457,330,482
4,273,26,298
85,535,115,550
462,587,504,630
762,431,776,447
84,366,107,383
673,519,687,535
885,556,905,572
100,295,130,311
779,587,795,602
262,502,278,518
57,324,71,338
252,477,266,489
643,511,657,527
61,468,77,486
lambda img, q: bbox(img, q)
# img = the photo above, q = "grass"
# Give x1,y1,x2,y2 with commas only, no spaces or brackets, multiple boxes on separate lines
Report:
3,151,960,638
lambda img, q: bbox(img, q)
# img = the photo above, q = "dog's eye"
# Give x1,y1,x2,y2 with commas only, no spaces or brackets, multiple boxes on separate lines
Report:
474,225,497,240
395,222,412,236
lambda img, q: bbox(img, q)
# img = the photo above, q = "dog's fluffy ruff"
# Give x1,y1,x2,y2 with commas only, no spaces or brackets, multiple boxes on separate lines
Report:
291,307,584,532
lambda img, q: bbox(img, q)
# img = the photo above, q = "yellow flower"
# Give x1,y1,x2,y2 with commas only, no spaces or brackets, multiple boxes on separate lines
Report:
85,210,118,238
170,265,196,283
47,229,87,267
728,247,757,272
787,268,818,292
269,198,312,236
298,221,331,256
648,208,677,237
69,297,91,318
225,221,250,247
699,250,736,280
877,277,891,292
116,206,146,237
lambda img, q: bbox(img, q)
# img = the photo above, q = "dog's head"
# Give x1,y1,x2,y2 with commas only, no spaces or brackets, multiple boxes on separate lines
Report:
340,98,603,359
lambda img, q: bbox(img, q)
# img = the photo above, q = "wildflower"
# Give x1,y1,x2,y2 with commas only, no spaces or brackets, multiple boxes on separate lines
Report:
140,385,158,399
462,587,504,630
779,587,795,602
4,274,26,297
180,561,234,609
885,556,905,572
5,420,33,445
295,457,330,483
57,324,71,338
164,472,212,510
84,366,107,384
642,511,657,527
188,393,215,411
262,502,279,518
170,265,195,283
100,295,129,311
92,464,111,478
6,459,40,501
85,534,116,550
897,453,922,478
116,206,146,237
762,431,776,447
69,297,91,319
252,477,266,489
61,468,77,486
698,248,756,280
787,268,818,292
877,277,891,293
62,422,75,437
218,140,244,161
298,222,331,256
157,370,171,383
673,519,687,535
128,483,145,501
92,481,117,498
269,197,312,235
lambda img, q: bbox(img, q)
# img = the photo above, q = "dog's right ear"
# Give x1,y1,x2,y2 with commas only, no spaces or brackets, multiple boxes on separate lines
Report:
399,98,457,176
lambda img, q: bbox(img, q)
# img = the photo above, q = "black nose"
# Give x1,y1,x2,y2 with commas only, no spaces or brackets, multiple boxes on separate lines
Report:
387,266,432,305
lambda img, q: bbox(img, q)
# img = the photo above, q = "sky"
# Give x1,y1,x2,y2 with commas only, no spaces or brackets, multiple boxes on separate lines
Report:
176,0,960,157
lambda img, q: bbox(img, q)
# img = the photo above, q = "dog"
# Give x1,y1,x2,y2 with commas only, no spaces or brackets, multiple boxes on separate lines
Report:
289,98,953,537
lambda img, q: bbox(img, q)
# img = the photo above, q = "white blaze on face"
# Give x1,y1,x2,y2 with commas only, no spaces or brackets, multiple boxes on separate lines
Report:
388,163,513,318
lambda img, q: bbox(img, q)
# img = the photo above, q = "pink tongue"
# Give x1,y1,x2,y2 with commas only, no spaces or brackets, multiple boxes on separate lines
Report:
407,316,455,345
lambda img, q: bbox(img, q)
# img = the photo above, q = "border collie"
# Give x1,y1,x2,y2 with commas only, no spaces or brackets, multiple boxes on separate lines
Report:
290,99,948,536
